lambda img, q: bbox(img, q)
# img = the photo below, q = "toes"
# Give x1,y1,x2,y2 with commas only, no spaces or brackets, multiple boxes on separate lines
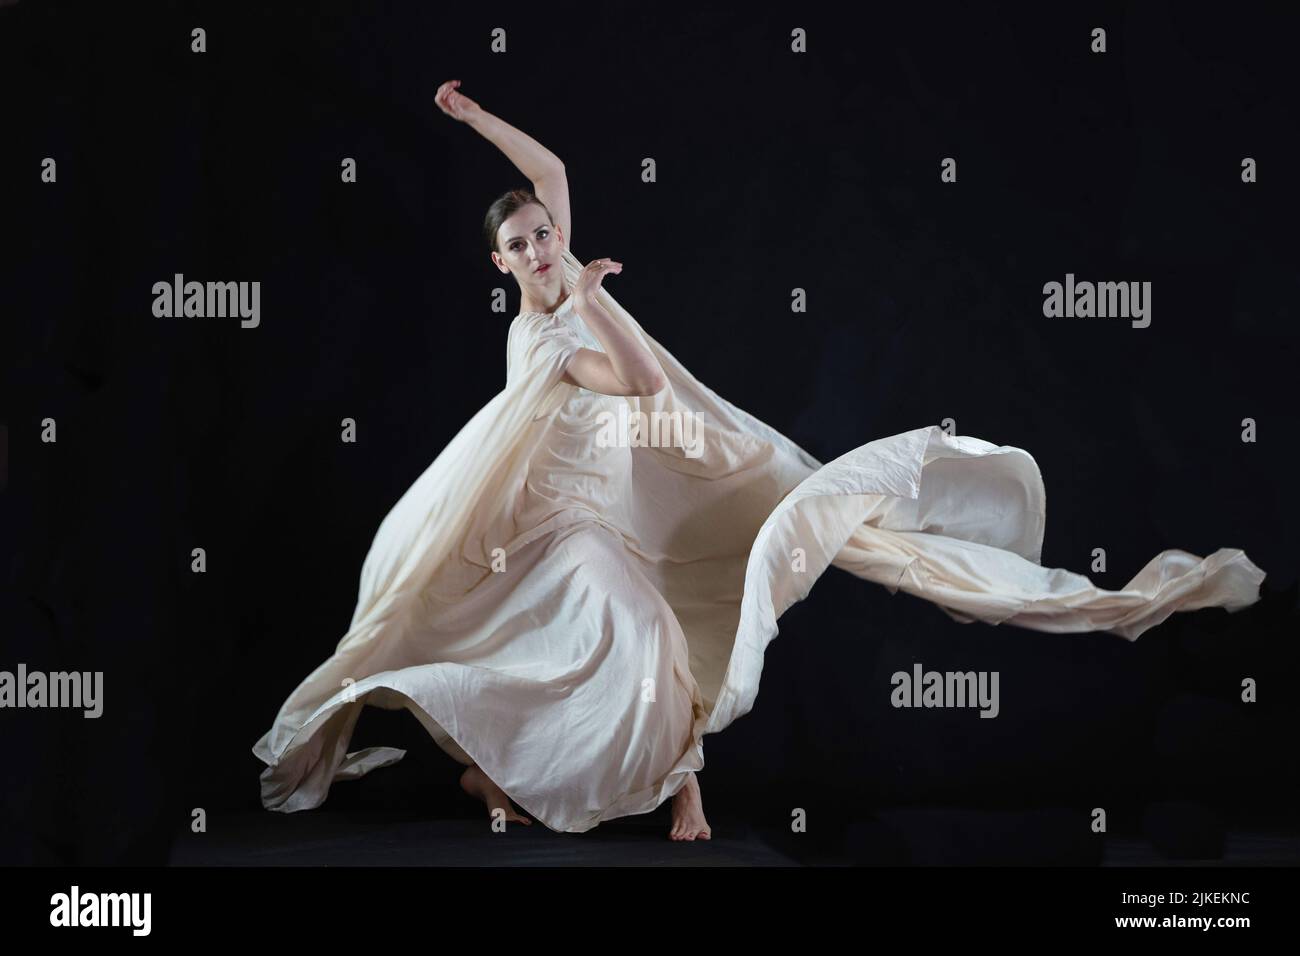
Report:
671,818,714,841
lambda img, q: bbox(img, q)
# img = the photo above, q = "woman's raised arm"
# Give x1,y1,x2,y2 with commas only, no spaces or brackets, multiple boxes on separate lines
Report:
435,79,572,244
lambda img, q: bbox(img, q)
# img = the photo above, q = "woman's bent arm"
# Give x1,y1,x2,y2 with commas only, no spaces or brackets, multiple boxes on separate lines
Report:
436,80,562,179
435,81,570,240
566,294,666,396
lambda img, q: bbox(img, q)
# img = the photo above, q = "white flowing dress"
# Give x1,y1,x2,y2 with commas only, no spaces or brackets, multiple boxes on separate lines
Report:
252,244,1266,833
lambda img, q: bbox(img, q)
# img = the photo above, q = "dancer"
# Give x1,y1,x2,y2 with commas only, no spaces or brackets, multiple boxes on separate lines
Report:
252,80,1266,842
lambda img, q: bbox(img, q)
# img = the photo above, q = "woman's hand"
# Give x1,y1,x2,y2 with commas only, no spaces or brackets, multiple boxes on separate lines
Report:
573,258,623,306
434,79,482,123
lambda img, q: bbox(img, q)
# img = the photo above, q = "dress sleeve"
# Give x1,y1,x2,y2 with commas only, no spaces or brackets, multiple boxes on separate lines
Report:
506,313,585,389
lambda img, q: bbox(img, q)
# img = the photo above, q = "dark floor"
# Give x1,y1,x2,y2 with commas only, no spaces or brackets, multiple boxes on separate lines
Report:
170,810,797,866
170,806,1300,866
1100,832,1300,867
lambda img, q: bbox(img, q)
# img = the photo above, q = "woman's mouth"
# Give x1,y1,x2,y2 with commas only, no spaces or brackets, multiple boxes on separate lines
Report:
535,264,550,274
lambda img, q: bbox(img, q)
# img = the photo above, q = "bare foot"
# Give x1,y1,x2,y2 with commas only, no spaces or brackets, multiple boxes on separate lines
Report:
669,771,711,841
459,765,532,826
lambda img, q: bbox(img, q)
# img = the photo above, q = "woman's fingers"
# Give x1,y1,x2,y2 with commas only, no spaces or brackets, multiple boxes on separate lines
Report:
435,80,462,117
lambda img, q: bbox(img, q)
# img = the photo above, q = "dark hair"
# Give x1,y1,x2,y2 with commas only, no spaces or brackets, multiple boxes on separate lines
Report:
484,188,554,255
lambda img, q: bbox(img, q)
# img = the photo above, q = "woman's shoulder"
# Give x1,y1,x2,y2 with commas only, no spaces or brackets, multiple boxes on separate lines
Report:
510,310,563,337
508,306,581,356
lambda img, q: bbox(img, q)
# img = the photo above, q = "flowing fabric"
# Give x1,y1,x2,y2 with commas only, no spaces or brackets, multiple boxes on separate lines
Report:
252,243,1266,832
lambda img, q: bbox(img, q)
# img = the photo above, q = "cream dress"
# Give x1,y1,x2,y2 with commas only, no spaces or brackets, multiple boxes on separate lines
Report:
253,245,1266,832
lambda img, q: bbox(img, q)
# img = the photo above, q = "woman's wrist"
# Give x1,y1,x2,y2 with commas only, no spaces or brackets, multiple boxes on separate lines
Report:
464,107,496,135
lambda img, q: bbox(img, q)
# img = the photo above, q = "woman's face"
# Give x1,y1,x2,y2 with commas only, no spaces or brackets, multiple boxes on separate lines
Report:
493,205,563,289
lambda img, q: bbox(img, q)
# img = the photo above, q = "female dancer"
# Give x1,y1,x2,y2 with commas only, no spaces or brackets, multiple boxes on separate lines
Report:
437,78,707,839
252,80,1263,844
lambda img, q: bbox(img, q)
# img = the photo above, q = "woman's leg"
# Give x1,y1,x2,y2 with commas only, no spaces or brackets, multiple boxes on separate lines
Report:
459,762,533,826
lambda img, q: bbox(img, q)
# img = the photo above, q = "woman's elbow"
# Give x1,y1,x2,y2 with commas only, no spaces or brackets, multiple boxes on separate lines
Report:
634,371,667,396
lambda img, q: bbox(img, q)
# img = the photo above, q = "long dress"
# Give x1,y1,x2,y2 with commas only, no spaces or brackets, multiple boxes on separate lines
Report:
252,243,1266,833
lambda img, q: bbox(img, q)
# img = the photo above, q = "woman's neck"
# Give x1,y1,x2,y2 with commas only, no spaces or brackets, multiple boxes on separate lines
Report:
521,288,570,315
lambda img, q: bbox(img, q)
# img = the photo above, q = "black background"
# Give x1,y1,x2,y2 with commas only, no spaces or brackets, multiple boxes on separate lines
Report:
5,1,1298,865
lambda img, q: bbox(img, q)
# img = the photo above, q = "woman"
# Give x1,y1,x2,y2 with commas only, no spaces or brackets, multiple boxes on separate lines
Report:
251,80,1266,842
